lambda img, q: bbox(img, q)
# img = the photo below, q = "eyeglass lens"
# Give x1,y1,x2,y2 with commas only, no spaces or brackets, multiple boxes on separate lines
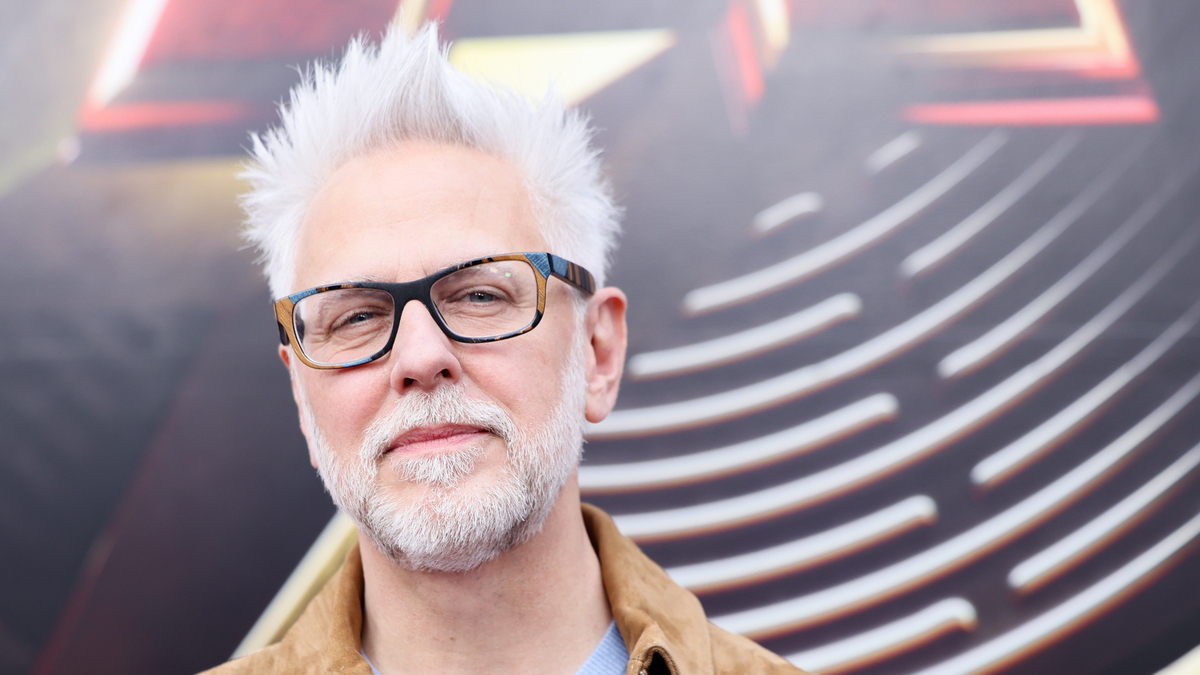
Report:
292,259,540,366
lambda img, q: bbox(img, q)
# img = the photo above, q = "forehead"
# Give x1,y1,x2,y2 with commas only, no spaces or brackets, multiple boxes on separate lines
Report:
292,142,546,292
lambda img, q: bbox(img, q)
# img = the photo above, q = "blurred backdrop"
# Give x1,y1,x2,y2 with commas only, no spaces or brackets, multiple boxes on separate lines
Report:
3,1,1200,674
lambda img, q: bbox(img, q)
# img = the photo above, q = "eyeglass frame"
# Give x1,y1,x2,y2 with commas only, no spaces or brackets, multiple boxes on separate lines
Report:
274,252,596,370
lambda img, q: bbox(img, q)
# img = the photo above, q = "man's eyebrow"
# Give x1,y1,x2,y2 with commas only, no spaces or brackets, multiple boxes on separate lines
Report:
326,257,486,286
318,274,387,286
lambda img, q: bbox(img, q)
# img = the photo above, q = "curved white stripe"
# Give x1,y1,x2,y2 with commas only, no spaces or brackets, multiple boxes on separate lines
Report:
580,394,896,493
628,293,861,379
789,598,976,675
901,132,1079,278
941,166,1196,379
1009,443,1200,592
589,145,1137,440
709,370,1200,638
753,192,824,234
682,131,1006,315
865,130,923,174
973,293,1200,487
666,496,936,592
908,510,1200,675
610,225,1184,542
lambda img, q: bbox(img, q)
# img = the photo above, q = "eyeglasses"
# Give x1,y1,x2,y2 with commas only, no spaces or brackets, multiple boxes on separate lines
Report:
275,252,595,369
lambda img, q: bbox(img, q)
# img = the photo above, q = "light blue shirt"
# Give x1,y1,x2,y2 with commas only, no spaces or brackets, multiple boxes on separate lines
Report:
362,620,629,675
575,621,629,675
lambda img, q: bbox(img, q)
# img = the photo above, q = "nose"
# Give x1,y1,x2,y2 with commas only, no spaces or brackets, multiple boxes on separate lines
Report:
386,299,462,393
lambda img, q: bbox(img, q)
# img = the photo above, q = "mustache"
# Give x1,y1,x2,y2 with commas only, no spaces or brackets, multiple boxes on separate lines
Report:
359,384,517,463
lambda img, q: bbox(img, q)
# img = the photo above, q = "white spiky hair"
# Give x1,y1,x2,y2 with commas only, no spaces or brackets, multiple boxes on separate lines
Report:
240,22,621,300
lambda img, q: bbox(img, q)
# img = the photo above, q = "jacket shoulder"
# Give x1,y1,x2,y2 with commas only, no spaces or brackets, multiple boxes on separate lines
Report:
707,622,812,675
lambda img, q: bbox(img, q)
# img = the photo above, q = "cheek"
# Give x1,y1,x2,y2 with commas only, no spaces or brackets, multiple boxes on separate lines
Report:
300,369,387,448
460,334,569,425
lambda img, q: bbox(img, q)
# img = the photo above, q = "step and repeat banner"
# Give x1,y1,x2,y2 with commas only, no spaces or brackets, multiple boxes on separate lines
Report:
3,1,1200,674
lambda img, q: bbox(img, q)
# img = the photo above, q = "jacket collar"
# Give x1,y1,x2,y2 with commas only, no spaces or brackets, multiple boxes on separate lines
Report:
583,504,714,675
272,542,373,674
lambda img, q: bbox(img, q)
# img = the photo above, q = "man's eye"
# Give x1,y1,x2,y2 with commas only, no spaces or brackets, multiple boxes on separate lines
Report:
450,287,510,305
332,308,385,331
467,291,498,303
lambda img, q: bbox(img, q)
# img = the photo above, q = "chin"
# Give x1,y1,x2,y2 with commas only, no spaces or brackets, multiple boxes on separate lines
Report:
362,474,551,573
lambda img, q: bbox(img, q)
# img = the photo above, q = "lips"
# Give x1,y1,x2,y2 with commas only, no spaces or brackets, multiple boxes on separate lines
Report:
386,424,490,455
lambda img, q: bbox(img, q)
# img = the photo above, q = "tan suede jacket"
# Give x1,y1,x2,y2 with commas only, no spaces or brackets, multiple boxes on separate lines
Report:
202,504,809,675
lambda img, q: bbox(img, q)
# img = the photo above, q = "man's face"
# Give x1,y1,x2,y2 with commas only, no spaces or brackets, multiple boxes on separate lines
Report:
286,142,590,571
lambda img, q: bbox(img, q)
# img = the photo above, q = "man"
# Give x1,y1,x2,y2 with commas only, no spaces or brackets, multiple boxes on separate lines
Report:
205,21,807,675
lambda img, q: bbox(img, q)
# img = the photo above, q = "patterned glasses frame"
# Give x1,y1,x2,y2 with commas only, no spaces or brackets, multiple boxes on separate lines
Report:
274,252,596,370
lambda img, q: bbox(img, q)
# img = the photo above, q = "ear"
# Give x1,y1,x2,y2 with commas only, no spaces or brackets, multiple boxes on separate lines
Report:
280,344,319,470
584,287,628,423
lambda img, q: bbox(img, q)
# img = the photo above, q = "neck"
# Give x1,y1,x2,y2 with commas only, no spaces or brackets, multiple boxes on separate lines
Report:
359,475,612,675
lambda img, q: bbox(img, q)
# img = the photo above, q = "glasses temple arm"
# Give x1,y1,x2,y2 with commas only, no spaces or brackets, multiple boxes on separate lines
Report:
547,254,596,295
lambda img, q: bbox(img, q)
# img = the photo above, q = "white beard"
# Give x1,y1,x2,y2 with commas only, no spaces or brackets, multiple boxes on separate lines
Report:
300,338,588,573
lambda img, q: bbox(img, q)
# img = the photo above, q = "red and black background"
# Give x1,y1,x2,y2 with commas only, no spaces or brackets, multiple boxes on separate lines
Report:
3,1,1200,674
